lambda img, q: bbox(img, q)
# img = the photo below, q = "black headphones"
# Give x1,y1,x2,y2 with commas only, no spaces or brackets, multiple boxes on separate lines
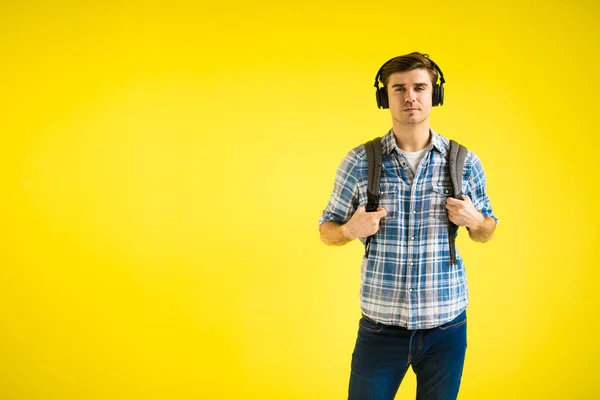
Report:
374,55,446,109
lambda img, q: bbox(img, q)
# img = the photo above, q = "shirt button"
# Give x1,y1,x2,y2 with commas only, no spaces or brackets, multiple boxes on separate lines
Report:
410,236,415,241
412,210,416,214
409,262,413,266
409,289,413,292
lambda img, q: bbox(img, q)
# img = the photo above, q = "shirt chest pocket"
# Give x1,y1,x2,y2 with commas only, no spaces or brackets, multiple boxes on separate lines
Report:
377,183,399,220
430,184,452,221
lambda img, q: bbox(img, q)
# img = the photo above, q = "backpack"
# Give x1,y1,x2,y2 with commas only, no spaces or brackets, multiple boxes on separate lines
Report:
363,137,467,265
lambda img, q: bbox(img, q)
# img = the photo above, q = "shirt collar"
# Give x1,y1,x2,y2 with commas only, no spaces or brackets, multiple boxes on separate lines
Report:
381,128,447,156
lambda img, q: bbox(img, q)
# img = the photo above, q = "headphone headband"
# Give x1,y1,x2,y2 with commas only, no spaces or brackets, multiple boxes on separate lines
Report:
373,55,445,89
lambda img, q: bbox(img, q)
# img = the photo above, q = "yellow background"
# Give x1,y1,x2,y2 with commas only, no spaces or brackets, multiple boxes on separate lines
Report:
1,0,599,399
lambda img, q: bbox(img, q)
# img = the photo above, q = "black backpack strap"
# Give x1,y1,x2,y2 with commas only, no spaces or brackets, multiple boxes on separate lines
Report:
365,138,383,212
363,137,383,258
448,140,468,265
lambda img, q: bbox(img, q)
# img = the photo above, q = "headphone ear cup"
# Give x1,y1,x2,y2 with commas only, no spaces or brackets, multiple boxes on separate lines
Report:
438,85,444,106
432,85,440,107
378,87,389,109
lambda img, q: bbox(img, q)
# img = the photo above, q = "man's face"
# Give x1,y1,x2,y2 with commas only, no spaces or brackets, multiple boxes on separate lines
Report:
386,68,434,126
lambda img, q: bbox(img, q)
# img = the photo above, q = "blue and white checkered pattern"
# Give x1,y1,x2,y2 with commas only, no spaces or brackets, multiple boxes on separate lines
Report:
319,129,498,330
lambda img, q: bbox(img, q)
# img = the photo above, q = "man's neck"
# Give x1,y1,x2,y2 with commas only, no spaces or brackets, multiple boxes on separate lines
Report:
392,123,432,152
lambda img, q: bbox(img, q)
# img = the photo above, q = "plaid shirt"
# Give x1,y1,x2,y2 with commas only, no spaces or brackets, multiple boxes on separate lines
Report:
319,129,498,329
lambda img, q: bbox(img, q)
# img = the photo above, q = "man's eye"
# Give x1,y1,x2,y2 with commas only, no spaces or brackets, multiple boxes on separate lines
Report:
395,88,404,92
416,87,425,91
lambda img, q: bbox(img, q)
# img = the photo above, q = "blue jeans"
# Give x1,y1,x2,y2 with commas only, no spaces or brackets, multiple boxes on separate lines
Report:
348,310,467,400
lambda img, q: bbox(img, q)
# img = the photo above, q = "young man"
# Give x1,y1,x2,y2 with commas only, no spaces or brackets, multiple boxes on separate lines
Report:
318,52,497,400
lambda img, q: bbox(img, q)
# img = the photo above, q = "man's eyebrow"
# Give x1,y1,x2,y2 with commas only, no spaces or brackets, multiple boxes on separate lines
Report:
391,82,429,87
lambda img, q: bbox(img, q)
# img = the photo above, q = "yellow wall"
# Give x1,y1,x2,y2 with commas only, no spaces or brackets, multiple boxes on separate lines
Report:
1,1,598,399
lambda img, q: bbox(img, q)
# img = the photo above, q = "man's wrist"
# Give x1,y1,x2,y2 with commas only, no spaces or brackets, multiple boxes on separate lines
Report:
467,213,486,232
341,223,356,241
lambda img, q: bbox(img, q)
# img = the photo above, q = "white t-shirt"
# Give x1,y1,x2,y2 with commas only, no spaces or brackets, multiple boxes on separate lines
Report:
398,147,428,173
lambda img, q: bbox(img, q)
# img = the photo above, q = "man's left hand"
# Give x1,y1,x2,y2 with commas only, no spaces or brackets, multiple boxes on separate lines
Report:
445,195,484,230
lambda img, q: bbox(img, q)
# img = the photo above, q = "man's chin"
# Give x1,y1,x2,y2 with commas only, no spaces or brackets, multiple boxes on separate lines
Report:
400,118,424,125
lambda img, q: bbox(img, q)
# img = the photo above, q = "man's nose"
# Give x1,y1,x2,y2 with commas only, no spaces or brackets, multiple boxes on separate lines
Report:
404,89,416,102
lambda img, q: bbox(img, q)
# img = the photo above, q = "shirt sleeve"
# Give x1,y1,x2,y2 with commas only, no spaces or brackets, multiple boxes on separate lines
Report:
318,150,361,229
465,151,498,224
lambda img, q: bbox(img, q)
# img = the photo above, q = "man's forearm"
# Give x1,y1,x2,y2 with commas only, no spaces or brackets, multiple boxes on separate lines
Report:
467,216,496,243
319,221,354,246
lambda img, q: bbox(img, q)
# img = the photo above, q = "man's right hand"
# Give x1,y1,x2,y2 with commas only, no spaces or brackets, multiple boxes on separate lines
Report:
342,206,388,241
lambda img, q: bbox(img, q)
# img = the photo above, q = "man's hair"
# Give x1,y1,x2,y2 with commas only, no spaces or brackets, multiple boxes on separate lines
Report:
379,52,439,89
